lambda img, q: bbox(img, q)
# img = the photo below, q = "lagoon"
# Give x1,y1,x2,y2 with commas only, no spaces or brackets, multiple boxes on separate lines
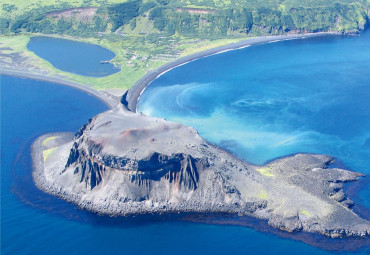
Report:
27,36,120,77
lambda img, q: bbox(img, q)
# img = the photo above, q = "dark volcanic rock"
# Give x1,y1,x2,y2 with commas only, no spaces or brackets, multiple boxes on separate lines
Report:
33,105,370,238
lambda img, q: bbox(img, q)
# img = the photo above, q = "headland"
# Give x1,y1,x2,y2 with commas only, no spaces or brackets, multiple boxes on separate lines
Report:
27,32,370,241
32,104,370,238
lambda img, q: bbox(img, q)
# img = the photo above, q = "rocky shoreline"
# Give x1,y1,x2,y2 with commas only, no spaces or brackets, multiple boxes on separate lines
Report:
32,104,370,238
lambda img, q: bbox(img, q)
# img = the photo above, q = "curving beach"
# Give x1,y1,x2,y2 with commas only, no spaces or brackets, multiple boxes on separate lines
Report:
125,32,340,111
0,70,118,109
1,32,339,112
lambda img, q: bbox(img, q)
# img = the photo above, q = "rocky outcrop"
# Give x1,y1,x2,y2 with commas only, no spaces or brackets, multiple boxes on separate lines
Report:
33,105,370,238
66,139,202,191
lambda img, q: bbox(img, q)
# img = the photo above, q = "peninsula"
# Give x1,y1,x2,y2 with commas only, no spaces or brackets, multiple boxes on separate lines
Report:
33,93,370,238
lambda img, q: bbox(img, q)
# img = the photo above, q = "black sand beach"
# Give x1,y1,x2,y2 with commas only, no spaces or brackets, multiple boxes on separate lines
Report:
126,32,340,111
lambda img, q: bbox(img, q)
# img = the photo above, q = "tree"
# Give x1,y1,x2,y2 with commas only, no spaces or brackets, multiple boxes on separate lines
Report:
108,0,141,31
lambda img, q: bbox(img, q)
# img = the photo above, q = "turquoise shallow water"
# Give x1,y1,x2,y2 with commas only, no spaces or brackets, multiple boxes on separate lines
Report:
1,33,370,254
27,36,120,77
138,32,370,209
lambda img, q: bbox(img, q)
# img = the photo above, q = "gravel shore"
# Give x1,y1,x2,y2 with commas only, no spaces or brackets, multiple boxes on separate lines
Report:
126,32,341,111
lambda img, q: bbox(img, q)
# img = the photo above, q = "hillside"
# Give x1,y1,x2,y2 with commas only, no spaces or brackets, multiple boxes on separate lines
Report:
0,0,369,90
1,0,369,36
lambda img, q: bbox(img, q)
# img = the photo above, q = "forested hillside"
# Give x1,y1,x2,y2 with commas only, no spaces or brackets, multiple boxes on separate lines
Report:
1,0,369,37
1,0,369,90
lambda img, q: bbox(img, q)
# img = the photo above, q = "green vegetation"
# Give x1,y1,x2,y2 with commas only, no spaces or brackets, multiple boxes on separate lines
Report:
299,209,311,217
257,190,268,199
0,32,246,89
42,136,57,146
43,147,57,161
256,167,274,177
3,0,368,35
1,0,369,90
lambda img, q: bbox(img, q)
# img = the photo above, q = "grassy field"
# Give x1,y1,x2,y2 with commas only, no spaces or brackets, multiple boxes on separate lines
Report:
1,0,368,91
73,35,249,90
0,0,252,91
0,0,128,17
0,34,64,75
0,32,250,90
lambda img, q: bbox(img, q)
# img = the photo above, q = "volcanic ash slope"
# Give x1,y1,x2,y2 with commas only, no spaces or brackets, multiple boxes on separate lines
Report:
33,105,370,238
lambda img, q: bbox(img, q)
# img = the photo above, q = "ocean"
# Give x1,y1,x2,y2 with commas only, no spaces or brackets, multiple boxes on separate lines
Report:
138,32,370,212
1,33,370,254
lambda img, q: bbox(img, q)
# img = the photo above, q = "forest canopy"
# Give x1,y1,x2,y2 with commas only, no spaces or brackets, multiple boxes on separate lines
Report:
1,0,369,37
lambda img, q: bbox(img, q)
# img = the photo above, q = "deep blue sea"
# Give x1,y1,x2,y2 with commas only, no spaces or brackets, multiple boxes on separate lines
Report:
27,36,120,77
1,33,370,254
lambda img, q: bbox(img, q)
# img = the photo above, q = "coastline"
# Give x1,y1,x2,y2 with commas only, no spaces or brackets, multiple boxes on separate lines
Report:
0,70,118,110
31,112,370,241
126,32,341,111
2,32,340,111
30,134,370,252
17,30,368,249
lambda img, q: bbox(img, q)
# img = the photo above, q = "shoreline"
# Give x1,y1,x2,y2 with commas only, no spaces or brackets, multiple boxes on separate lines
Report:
31,125,370,248
0,69,118,109
2,32,340,112
13,30,370,249
30,135,370,252
126,32,341,111
31,137,370,253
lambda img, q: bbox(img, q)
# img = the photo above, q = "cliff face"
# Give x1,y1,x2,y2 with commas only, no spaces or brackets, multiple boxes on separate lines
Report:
66,140,202,192
34,105,370,238
54,107,242,208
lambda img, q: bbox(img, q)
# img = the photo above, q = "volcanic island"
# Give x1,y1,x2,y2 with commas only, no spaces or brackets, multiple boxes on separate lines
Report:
29,34,370,240
32,89,370,239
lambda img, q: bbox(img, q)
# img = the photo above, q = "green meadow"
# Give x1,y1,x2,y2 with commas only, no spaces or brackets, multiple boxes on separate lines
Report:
1,0,369,90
